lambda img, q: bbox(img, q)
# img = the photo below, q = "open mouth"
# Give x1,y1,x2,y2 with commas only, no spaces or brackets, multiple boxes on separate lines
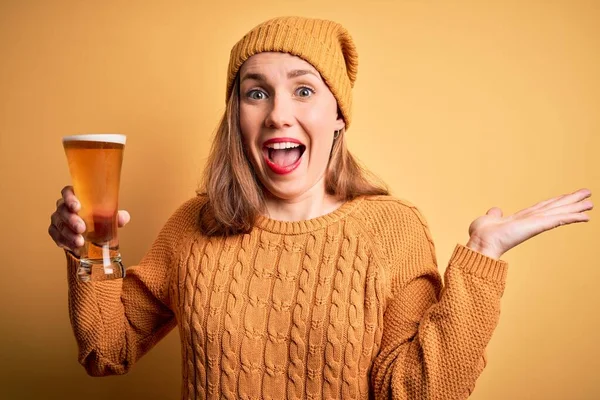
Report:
262,142,307,168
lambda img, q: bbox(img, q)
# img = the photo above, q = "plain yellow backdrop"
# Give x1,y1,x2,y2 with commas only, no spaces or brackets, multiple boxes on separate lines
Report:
1,1,598,399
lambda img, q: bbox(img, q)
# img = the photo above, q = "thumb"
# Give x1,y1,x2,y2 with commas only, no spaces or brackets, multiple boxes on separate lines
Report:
486,207,503,218
117,210,131,228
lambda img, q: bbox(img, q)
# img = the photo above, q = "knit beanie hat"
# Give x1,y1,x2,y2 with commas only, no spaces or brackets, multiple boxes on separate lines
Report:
226,16,358,128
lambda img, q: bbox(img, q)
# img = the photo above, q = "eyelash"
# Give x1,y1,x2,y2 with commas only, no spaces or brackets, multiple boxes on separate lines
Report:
246,86,316,100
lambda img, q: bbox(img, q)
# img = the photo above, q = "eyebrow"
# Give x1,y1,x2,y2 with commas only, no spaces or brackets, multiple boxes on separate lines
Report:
240,69,319,83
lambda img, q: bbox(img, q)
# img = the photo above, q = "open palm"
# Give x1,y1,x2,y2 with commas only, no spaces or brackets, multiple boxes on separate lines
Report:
467,188,593,260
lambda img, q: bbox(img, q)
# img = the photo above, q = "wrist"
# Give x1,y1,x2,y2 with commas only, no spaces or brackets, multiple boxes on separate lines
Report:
466,238,502,260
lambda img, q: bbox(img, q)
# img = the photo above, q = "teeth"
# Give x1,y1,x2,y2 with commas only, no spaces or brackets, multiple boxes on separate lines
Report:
265,142,301,150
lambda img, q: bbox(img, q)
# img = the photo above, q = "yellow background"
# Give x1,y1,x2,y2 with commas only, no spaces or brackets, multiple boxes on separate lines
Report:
1,1,598,399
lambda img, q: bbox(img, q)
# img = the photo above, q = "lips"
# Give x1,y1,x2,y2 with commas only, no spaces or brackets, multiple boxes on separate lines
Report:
262,137,306,175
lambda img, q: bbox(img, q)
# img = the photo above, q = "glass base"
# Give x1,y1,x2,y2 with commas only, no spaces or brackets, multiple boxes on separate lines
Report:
77,256,125,282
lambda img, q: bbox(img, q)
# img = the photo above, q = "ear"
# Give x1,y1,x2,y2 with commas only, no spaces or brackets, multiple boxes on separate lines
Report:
335,108,346,131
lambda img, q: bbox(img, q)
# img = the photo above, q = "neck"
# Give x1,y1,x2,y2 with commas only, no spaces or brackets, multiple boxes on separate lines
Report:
263,185,343,222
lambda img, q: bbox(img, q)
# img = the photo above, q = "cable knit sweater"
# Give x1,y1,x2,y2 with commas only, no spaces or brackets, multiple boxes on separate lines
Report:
65,194,508,399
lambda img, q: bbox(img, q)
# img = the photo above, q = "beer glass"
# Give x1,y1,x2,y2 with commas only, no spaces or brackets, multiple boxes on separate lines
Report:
62,134,126,282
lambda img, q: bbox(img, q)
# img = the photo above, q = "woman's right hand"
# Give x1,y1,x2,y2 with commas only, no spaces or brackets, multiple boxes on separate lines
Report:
49,185,131,256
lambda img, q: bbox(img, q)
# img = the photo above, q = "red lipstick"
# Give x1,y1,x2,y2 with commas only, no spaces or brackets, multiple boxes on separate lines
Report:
262,137,305,175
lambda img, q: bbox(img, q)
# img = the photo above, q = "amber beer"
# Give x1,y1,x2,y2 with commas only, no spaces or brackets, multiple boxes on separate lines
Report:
62,134,126,282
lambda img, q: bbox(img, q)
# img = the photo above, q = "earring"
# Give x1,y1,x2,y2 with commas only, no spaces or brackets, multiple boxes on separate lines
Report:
334,130,340,140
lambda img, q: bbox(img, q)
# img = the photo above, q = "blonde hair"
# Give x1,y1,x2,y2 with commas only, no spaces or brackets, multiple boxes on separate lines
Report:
197,76,388,236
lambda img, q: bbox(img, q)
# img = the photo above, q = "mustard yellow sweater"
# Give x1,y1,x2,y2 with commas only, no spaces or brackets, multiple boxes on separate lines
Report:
65,195,508,399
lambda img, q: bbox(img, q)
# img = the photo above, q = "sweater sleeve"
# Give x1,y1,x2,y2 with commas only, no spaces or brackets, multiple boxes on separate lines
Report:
369,202,508,399
65,196,202,376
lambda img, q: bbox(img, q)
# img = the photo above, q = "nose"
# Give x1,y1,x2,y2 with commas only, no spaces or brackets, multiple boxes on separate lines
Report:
265,93,294,129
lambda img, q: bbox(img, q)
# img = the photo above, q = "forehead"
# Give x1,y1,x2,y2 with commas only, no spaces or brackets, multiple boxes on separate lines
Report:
240,52,320,76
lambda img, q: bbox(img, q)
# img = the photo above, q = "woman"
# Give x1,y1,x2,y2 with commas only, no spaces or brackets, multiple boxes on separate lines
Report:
48,16,593,399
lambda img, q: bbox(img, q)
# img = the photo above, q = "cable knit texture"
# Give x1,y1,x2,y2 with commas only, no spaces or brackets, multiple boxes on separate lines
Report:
65,194,508,399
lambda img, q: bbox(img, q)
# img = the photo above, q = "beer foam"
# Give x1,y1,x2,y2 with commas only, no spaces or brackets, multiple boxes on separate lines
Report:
62,134,126,145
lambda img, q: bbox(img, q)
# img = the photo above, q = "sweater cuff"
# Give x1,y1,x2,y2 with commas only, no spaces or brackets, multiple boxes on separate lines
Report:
449,243,508,283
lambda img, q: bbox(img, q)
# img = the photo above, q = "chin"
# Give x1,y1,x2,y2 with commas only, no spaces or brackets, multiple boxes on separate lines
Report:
253,155,327,201
263,180,310,201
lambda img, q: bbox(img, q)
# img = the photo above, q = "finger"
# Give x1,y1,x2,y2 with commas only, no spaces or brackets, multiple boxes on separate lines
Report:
51,212,82,247
486,207,503,217
61,185,81,212
55,234,82,256
541,212,591,231
117,210,131,228
57,202,86,234
544,188,592,212
50,212,64,234
540,199,593,217
51,210,84,247
48,222,84,250
514,188,592,218
48,224,71,250
48,224,71,251
48,221,61,244
61,185,73,197
59,221,85,248
513,193,568,218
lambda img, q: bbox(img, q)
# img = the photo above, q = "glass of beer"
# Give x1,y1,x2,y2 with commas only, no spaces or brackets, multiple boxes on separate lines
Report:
62,134,126,282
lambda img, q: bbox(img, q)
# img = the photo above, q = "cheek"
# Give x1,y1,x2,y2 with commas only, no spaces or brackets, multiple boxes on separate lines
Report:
302,105,332,127
303,104,336,141
300,96,338,130
309,137,334,164
306,130,334,173
239,105,261,144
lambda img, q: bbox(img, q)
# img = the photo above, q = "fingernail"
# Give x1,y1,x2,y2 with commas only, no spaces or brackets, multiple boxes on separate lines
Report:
72,201,80,210
75,235,84,247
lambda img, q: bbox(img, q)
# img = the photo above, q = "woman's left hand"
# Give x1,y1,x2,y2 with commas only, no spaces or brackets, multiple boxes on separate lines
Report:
465,188,593,260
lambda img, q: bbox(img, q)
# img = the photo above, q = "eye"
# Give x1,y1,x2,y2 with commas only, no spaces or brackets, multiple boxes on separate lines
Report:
295,86,315,98
247,89,268,100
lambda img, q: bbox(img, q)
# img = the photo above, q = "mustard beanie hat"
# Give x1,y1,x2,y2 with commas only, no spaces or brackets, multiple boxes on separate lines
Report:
226,16,358,128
